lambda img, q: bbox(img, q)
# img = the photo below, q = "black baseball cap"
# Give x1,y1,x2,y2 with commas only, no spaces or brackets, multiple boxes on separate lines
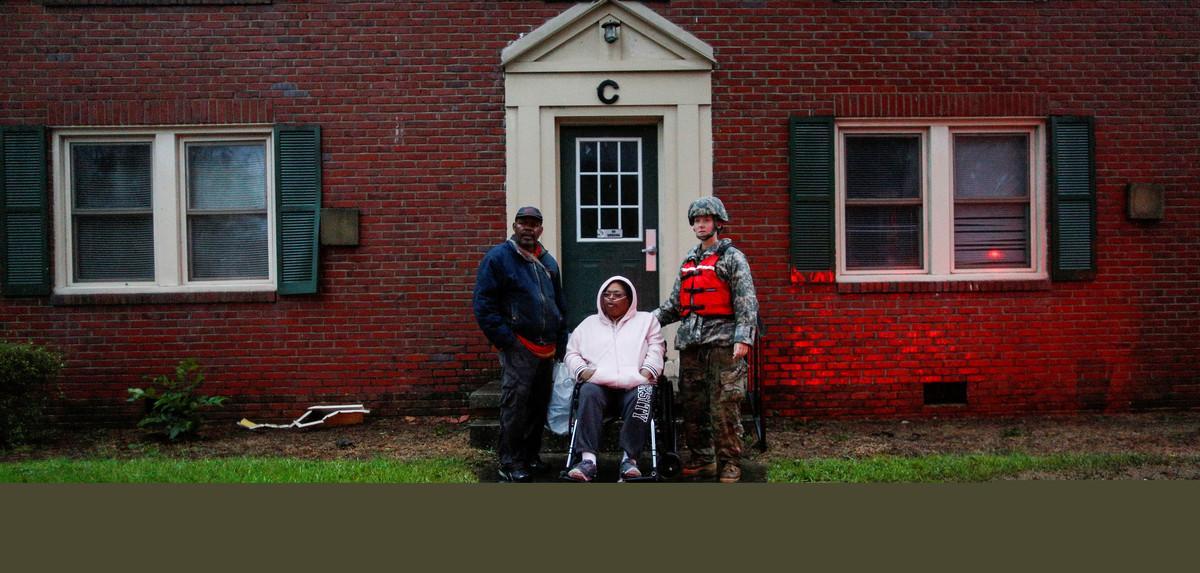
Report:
515,206,543,221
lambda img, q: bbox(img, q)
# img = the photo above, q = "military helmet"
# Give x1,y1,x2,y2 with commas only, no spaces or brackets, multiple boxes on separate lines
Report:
687,196,730,224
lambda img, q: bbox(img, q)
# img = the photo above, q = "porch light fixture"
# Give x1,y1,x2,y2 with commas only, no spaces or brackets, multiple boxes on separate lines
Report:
602,20,621,43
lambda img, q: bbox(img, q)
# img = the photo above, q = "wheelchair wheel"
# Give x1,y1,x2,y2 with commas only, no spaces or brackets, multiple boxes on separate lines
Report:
659,452,682,478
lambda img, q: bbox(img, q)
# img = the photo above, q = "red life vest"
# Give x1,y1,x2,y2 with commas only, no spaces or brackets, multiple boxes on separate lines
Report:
678,244,734,318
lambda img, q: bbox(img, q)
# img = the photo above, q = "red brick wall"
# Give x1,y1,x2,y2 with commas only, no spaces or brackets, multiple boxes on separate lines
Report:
2,1,1197,424
693,0,1200,418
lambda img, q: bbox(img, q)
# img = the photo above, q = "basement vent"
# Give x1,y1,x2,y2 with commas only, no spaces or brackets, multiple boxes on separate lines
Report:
924,382,968,405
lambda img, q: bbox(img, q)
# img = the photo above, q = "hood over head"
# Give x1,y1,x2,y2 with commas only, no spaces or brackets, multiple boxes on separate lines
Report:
595,275,638,325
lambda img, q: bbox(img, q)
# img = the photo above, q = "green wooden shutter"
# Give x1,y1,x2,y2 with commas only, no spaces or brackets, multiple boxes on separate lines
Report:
788,116,835,271
1048,116,1096,281
1,126,50,297
274,125,321,295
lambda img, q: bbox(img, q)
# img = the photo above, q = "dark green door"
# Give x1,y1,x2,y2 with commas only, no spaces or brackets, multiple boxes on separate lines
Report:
561,125,659,330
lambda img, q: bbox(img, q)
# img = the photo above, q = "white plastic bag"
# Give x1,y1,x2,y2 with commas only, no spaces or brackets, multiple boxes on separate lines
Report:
545,361,574,436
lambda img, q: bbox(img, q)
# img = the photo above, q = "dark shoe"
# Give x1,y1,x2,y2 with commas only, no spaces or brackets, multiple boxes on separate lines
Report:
498,465,532,483
719,463,742,484
566,459,598,482
681,460,717,480
528,457,549,475
618,458,642,482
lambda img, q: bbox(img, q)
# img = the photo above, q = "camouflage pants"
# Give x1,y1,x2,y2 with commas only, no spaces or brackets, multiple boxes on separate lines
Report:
679,345,747,467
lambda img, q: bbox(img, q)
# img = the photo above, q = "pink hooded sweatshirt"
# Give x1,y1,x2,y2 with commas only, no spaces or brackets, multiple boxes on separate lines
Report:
564,276,666,390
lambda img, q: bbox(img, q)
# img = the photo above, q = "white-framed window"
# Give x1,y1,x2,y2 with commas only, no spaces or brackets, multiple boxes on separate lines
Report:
835,119,1047,282
52,126,276,294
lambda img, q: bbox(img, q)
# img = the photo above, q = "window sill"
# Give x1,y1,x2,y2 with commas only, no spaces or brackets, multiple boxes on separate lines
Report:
42,1,271,6
50,290,277,306
837,279,1051,294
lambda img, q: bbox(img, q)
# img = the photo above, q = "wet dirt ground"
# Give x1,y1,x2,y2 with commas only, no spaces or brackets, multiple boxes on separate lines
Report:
4,411,1199,480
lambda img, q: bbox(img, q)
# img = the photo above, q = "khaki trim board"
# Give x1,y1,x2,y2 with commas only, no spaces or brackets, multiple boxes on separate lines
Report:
501,0,715,70
502,2,715,355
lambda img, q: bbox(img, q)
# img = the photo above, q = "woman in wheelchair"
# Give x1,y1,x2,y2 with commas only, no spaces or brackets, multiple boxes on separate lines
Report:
563,276,665,482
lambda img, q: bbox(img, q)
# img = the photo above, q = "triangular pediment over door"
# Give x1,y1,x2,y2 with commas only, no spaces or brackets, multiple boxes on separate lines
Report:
502,0,715,73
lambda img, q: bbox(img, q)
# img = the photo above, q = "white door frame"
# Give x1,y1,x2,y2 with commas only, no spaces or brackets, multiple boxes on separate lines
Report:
502,1,717,373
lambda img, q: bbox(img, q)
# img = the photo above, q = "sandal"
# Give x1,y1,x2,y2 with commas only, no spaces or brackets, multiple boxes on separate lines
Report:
566,459,598,482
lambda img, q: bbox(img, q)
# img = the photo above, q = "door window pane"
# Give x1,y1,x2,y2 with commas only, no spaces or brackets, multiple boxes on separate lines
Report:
619,141,638,172
600,141,619,172
186,142,268,280
576,138,642,241
579,141,598,173
580,175,598,206
600,207,618,230
620,208,639,235
580,208,598,239
620,174,638,204
600,174,619,204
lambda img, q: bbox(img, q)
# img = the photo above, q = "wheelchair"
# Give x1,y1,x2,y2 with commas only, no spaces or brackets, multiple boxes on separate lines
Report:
746,316,767,452
559,374,682,482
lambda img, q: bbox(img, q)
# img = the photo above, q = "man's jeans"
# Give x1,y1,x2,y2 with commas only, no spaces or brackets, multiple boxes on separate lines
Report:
497,345,554,469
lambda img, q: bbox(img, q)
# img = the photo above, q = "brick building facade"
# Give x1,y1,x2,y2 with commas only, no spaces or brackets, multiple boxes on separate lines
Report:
2,0,1197,424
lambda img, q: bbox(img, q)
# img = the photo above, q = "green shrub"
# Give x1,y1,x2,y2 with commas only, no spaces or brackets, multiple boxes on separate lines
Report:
127,359,228,441
0,341,65,447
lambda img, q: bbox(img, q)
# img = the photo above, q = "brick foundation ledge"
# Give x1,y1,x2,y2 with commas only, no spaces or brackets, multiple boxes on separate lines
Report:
50,291,278,306
837,279,1052,294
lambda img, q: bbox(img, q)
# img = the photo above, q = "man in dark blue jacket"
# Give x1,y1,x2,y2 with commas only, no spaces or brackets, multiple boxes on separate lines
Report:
473,206,568,482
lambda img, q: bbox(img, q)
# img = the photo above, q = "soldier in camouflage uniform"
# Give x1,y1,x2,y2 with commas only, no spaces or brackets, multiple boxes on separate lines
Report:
653,197,758,483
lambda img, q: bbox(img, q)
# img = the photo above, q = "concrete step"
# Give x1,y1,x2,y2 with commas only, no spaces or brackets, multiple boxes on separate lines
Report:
467,379,503,422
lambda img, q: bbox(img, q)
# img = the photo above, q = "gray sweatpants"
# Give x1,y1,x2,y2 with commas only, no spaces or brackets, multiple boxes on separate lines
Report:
572,382,654,460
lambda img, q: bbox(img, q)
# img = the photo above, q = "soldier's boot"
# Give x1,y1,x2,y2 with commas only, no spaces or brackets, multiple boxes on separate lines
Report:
681,460,717,480
718,463,742,484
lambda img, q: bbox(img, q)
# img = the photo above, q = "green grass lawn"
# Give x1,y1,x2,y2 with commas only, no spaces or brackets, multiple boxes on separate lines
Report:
1,452,1184,483
768,452,1167,483
0,456,477,483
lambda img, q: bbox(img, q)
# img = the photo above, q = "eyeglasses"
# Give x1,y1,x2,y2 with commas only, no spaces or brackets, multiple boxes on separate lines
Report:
602,292,628,300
